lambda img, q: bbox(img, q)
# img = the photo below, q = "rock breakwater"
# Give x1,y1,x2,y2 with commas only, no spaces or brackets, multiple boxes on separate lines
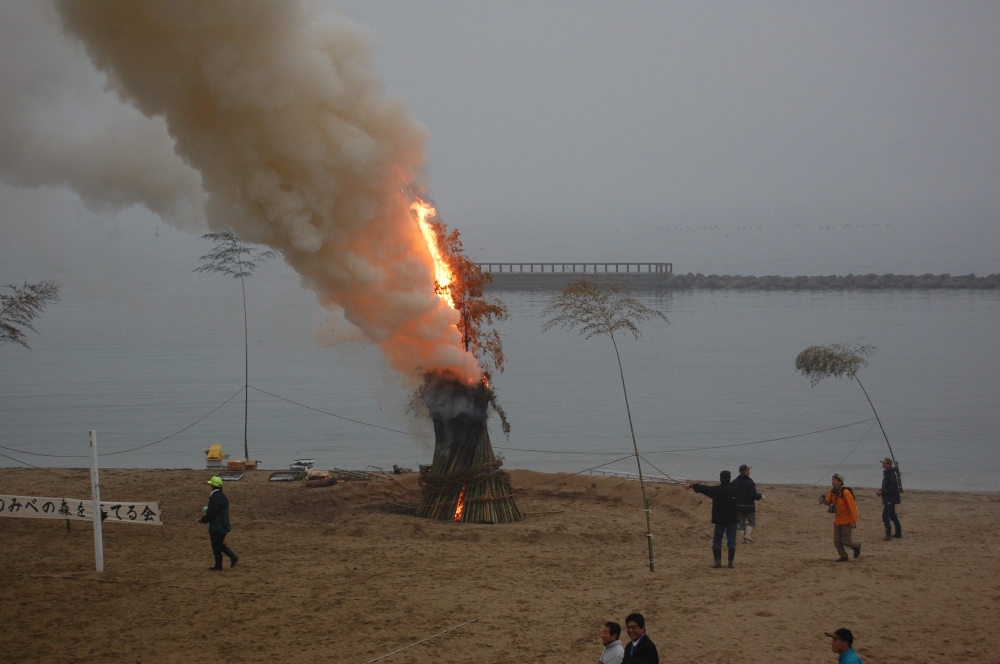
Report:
662,272,997,290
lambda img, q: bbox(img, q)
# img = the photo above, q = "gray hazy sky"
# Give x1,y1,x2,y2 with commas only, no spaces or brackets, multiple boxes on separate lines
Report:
336,2,999,232
1,1,998,275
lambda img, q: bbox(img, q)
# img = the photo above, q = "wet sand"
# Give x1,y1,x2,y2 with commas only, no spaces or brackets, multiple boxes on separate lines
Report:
0,468,997,663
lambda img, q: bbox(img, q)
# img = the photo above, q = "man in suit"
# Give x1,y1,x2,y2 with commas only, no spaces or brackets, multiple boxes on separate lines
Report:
622,612,658,664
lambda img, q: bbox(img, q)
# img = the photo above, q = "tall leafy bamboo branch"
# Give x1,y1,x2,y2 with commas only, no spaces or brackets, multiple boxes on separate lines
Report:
427,215,511,434
543,280,668,572
196,229,279,460
795,341,900,487
1,280,61,348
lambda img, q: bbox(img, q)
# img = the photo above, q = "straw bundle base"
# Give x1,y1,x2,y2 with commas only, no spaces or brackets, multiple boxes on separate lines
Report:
415,391,522,523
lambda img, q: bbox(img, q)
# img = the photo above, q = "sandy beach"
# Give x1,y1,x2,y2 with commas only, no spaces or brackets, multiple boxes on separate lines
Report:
0,467,996,663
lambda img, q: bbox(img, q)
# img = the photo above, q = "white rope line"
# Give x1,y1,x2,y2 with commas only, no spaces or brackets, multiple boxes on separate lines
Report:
813,420,878,485
495,417,877,456
359,619,478,664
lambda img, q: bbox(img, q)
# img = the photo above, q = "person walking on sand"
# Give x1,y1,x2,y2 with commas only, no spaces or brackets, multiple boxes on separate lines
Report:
685,470,740,568
876,457,902,540
598,621,624,664
198,476,238,571
734,464,763,543
820,473,860,562
622,613,658,664
825,628,863,663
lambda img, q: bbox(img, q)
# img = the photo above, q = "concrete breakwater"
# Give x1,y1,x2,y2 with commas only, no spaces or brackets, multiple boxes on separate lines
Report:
483,272,999,291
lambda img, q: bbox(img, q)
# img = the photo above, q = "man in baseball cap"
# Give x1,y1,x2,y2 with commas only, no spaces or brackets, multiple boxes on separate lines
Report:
876,457,902,540
825,628,863,663
733,464,763,543
820,474,860,562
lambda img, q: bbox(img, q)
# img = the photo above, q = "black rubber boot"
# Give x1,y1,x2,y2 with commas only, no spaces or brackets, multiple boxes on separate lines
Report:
727,548,736,569
711,549,722,568
892,525,902,538
220,542,238,568
852,544,862,558
210,553,223,570
884,528,892,541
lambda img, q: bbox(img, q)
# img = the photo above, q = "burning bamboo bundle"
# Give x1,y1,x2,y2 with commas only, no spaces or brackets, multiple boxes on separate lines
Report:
415,375,522,523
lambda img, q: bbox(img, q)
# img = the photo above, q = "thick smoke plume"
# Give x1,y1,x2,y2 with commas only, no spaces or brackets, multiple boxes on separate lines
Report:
3,0,480,382
0,1,206,229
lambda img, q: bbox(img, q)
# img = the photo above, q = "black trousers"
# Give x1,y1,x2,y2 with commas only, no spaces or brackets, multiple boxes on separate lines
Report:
210,531,236,567
881,503,901,531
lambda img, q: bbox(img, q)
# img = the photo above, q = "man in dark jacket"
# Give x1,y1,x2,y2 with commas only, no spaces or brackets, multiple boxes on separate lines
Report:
685,470,740,568
876,457,902,540
733,464,763,543
198,476,238,570
622,612,658,664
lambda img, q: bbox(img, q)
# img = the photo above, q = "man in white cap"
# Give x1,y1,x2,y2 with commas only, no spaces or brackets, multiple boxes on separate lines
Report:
733,464,763,542
821,474,860,562
198,476,238,570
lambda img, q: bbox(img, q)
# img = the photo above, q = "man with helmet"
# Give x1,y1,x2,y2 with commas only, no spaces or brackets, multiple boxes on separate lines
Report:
199,476,238,571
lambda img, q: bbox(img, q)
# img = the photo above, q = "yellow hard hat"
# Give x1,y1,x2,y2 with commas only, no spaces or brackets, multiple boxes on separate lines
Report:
207,476,223,487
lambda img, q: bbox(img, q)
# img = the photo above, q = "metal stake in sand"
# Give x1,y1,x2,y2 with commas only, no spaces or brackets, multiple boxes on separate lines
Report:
89,430,104,572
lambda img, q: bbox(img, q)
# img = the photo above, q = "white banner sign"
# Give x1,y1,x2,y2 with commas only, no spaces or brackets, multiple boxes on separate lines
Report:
0,495,162,526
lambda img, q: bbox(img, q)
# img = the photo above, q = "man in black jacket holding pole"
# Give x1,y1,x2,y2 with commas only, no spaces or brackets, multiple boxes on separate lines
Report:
877,457,902,540
685,470,740,569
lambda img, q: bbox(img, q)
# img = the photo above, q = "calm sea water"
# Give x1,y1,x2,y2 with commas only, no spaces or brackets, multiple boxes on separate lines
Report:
2,208,998,491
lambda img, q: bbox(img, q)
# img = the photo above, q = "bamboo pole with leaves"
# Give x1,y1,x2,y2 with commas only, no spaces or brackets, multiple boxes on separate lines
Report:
795,341,901,488
543,280,668,571
1,280,61,348
195,229,278,461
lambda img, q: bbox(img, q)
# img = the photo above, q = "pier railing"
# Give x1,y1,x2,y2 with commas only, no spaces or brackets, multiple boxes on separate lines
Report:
476,262,672,274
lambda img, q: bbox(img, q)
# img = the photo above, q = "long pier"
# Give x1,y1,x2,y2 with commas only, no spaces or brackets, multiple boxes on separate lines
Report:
477,262,672,290
476,264,998,291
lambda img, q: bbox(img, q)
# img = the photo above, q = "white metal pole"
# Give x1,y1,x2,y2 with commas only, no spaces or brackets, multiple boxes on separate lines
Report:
89,430,104,572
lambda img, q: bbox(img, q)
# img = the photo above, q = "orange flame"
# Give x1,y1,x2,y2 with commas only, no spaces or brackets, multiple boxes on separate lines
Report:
411,199,456,309
453,485,467,521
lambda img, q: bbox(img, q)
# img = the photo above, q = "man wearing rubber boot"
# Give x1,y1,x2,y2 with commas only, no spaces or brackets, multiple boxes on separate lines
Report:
734,464,763,543
821,473,860,562
685,470,740,569
199,476,238,570
876,457,902,541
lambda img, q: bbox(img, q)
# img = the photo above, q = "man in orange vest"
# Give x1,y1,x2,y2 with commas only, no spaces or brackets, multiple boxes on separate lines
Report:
821,473,860,562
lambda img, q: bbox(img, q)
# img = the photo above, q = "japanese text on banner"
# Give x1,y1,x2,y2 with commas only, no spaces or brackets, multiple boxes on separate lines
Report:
0,495,161,525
